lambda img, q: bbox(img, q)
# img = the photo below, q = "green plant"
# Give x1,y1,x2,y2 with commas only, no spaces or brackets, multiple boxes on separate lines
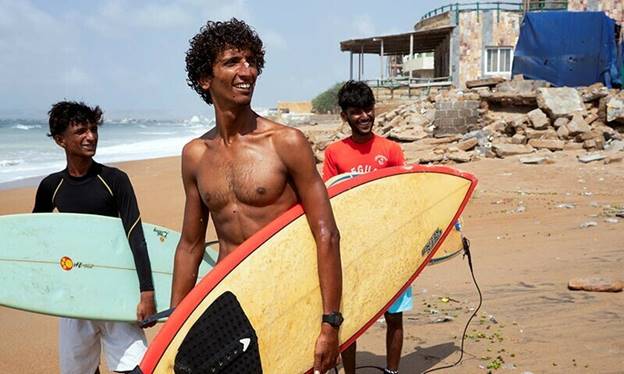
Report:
311,82,344,114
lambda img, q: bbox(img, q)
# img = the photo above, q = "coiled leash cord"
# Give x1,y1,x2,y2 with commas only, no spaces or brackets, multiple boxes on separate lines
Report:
333,237,482,374
421,237,482,373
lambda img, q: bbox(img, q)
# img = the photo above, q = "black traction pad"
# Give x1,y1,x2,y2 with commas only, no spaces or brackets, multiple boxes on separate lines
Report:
174,291,262,373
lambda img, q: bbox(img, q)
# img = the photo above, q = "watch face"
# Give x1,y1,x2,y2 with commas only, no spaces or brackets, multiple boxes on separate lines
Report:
324,312,343,327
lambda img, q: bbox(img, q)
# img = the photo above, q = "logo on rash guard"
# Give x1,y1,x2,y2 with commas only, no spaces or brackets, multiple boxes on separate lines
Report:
350,165,375,174
375,154,388,165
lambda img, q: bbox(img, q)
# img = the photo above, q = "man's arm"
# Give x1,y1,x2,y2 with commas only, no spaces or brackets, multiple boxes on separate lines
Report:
171,140,209,307
32,176,56,213
275,127,342,373
112,170,156,324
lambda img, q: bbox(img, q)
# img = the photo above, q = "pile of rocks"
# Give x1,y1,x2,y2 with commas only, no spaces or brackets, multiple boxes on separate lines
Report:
302,79,624,165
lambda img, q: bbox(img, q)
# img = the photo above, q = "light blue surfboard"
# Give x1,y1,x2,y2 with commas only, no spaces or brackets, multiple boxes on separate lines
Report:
0,213,217,322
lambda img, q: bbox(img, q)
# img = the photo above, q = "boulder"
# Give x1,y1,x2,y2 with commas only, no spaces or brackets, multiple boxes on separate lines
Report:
455,137,479,151
584,113,599,125
411,151,444,164
604,92,624,124
527,108,550,129
579,83,609,103
387,127,428,142
528,139,564,151
495,79,550,92
492,143,535,157
447,150,472,163
556,125,570,140
552,117,569,129
512,134,527,144
566,115,591,136
577,152,606,163
568,277,623,292
525,128,558,140
537,87,585,119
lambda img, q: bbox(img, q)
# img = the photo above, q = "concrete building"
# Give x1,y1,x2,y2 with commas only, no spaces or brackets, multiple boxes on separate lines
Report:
339,1,621,97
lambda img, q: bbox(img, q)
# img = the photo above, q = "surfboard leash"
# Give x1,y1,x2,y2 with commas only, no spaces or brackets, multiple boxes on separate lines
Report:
333,237,482,374
421,236,482,373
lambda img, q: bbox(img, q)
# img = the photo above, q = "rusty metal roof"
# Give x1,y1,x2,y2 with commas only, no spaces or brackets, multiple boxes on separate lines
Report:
339,26,454,55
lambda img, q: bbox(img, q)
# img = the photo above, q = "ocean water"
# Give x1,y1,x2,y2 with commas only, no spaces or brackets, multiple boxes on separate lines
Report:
0,117,214,185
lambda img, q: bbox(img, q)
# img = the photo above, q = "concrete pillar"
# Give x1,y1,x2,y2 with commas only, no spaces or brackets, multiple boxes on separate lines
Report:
380,39,384,80
349,52,353,80
409,33,414,79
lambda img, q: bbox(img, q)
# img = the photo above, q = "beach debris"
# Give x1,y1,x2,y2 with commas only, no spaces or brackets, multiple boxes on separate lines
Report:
519,155,546,164
604,218,619,224
556,203,575,209
579,221,597,228
431,315,454,324
488,315,498,324
568,276,624,292
577,152,606,163
439,296,460,303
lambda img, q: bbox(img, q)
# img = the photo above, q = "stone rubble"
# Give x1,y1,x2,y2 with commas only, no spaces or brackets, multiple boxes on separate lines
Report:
302,78,624,165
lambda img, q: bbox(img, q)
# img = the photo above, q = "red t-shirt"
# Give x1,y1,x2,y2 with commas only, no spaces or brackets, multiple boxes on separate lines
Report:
322,134,405,181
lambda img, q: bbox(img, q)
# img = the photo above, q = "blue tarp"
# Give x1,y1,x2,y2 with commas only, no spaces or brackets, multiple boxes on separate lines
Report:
512,11,622,88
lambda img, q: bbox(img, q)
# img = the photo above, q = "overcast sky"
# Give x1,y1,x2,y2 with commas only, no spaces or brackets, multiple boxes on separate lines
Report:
0,0,440,119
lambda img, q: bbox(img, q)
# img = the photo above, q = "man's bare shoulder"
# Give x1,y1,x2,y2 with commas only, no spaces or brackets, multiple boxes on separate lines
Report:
182,127,217,161
256,116,309,148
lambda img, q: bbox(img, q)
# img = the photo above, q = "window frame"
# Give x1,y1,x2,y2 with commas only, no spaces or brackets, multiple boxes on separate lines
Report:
484,46,514,75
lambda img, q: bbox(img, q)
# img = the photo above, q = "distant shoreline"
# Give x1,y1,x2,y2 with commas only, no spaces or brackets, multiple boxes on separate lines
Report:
0,176,43,191
0,155,182,192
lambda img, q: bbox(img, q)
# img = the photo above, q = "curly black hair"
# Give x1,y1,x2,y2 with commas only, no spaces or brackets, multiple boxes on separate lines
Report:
337,80,375,112
186,18,265,105
48,101,103,137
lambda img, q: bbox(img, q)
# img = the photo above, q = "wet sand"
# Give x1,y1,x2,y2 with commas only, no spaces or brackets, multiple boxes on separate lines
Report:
0,151,622,373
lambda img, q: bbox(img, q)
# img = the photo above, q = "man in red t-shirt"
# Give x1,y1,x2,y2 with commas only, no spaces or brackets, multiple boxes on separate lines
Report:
323,81,411,374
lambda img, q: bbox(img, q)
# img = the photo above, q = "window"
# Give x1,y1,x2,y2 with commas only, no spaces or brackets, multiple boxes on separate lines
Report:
485,47,513,75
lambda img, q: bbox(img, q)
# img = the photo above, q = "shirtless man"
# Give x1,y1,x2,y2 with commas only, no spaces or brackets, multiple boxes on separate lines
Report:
170,19,343,373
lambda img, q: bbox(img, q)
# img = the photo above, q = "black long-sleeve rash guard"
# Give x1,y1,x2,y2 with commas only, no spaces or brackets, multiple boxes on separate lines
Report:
33,161,154,292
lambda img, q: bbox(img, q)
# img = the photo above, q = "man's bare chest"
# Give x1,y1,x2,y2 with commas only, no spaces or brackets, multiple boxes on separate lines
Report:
195,148,289,211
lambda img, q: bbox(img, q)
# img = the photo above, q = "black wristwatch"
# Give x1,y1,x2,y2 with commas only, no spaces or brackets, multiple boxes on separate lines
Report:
322,311,344,328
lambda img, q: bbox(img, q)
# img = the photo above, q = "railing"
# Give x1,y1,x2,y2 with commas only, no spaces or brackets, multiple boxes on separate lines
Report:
365,76,453,89
420,1,568,22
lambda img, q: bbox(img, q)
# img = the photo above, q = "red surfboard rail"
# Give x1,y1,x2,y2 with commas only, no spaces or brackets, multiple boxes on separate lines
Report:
140,164,477,373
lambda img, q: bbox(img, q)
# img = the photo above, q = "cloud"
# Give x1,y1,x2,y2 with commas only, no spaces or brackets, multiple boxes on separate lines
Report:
81,0,251,36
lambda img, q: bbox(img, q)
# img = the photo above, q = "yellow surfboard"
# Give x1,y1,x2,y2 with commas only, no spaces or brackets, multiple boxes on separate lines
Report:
326,172,465,265
139,164,477,373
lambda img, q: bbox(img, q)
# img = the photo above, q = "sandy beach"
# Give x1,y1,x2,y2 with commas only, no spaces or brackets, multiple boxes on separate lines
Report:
0,151,622,373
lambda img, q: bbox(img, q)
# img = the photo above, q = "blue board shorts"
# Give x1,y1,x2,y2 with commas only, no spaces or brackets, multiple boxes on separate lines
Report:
386,286,413,314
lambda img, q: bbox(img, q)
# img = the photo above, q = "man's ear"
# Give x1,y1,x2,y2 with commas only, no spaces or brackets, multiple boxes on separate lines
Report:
53,135,65,148
340,111,347,123
199,76,212,91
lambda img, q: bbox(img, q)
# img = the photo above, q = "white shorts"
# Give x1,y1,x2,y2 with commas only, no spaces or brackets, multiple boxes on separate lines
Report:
59,318,147,374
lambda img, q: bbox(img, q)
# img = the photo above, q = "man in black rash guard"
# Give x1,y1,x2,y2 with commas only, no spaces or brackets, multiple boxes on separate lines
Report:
32,101,156,374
